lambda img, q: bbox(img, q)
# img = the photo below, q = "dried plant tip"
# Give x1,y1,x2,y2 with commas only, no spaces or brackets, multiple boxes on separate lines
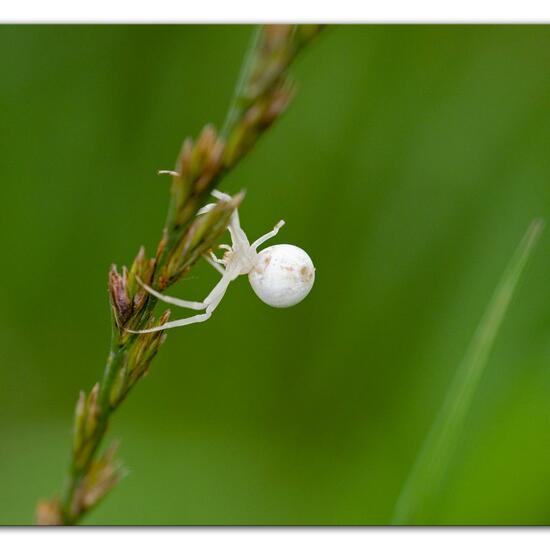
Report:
85,383,100,438
191,125,225,191
263,83,295,125
73,391,86,452
109,365,128,408
72,442,124,518
166,126,227,231
133,246,146,269
81,467,122,511
75,390,86,420
175,137,194,175
264,24,293,50
128,246,156,312
124,308,171,388
196,124,217,155
156,230,169,262
36,499,63,526
158,309,171,325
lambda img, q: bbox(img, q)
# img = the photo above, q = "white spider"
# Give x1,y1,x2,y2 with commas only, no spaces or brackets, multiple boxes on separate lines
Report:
127,190,315,334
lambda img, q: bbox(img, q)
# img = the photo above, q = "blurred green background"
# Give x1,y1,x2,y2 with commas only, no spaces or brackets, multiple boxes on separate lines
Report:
1,25,550,525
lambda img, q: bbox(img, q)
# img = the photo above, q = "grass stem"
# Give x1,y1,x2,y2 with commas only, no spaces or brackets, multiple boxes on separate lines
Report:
392,219,544,524
36,24,322,526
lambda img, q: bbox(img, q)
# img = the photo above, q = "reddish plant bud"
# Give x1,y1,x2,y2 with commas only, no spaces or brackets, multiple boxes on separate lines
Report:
108,265,132,327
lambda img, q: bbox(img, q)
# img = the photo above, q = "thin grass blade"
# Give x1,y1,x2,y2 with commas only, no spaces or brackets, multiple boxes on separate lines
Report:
392,219,544,524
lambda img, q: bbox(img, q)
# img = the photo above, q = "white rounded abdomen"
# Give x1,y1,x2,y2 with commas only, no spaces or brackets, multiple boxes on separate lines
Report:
249,244,315,308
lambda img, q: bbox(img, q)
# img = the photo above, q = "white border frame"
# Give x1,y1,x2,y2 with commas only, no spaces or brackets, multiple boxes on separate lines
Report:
2,528,550,549
1,1,550,23
1,6,549,546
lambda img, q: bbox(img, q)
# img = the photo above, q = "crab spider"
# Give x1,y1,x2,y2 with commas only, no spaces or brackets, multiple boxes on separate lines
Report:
127,190,315,334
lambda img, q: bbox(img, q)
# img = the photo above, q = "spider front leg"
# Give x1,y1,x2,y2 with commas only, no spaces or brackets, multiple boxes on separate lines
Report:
134,276,206,310
251,220,285,250
127,311,213,333
203,252,226,275
198,190,247,251
126,272,233,334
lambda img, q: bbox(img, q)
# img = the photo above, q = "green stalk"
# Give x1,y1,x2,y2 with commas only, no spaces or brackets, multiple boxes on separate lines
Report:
37,24,323,526
392,219,544,524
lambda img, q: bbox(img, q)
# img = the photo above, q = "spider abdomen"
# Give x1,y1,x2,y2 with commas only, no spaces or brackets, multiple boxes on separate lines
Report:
249,244,315,308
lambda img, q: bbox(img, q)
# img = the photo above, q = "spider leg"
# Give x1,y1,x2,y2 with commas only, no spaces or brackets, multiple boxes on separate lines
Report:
206,190,251,252
228,207,243,235
128,273,233,333
198,191,247,250
197,202,217,216
202,272,232,310
158,170,180,177
126,312,212,334
251,220,285,250
211,189,232,201
136,276,205,310
198,191,232,216
203,253,225,275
